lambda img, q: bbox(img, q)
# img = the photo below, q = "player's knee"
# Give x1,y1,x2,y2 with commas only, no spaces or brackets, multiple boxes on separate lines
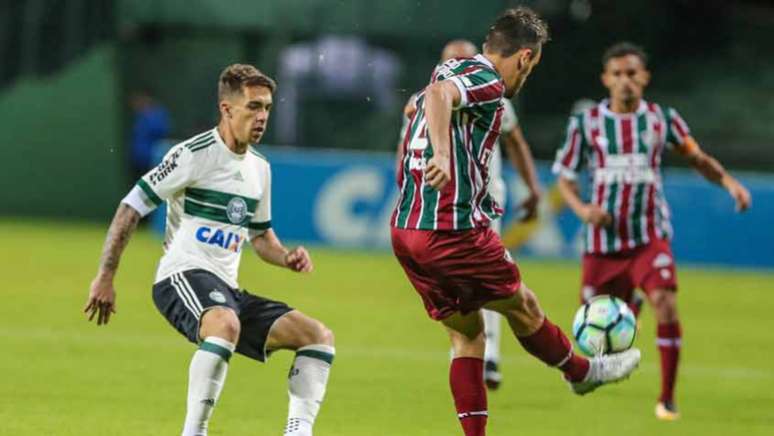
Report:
649,289,678,322
515,286,543,321
200,307,241,342
449,330,485,358
300,319,334,346
314,323,335,346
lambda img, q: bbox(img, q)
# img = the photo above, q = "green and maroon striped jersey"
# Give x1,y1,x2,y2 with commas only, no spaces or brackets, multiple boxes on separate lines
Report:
552,100,692,254
392,54,506,230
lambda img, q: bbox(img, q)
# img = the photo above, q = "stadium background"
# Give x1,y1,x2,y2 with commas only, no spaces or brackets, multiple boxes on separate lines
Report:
1,1,772,435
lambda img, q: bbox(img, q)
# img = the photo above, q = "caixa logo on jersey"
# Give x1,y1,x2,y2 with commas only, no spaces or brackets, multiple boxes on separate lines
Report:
195,226,243,252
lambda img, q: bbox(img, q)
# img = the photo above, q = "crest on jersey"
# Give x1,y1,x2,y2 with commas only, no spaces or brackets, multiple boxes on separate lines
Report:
226,197,248,224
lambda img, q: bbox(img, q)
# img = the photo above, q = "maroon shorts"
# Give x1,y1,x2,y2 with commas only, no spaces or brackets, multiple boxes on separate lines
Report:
581,238,678,304
391,227,521,320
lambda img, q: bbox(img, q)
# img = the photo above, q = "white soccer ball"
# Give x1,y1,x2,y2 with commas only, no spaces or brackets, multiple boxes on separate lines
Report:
572,295,637,356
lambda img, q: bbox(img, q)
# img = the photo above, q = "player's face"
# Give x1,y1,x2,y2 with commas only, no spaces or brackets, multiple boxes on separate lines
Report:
226,85,273,144
504,47,542,98
602,55,650,105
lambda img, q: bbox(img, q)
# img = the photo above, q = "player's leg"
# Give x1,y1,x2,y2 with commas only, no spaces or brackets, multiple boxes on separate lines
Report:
481,309,503,389
442,311,488,436
151,270,242,436
648,288,681,420
484,283,641,395
482,218,504,390
264,310,335,435
182,307,240,436
634,239,680,419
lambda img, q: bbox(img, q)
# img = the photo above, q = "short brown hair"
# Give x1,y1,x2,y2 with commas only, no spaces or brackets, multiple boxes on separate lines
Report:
218,64,277,100
602,42,648,69
484,7,550,57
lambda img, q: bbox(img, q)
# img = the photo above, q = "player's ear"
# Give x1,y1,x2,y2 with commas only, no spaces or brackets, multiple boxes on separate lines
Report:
641,69,651,87
219,100,231,119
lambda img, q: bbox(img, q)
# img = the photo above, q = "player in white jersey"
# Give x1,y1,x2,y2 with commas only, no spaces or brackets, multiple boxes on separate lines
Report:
397,40,541,390
84,64,334,436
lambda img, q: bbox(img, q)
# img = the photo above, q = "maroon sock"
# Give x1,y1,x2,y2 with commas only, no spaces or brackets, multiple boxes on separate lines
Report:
657,322,681,403
517,318,590,382
450,357,487,436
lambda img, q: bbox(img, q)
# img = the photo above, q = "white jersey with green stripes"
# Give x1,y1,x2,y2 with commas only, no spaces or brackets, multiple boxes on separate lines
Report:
122,127,272,288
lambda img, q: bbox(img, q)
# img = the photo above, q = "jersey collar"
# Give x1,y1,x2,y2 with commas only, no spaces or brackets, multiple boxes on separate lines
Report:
599,99,648,118
212,127,248,160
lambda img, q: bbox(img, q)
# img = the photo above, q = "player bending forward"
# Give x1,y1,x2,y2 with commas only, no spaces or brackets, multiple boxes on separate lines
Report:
553,42,751,421
391,8,640,436
398,39,542,390
84,64,334,436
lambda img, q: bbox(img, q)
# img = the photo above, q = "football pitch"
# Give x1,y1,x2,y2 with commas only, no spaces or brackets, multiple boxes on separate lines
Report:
1,220,772,436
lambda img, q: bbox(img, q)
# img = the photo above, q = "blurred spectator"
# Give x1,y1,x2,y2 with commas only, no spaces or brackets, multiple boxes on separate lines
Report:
275,35,400,144
128,89,170,180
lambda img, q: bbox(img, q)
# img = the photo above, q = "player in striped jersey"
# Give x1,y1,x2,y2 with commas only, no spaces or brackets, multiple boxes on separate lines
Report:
397,39,542,391
392,9,640,436
553,42,752,421
84,65,335,436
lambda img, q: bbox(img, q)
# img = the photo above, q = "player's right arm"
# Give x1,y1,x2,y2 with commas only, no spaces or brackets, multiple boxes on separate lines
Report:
553,115,612,227
84,204,141,325
423,80,461,190
84,143,199,325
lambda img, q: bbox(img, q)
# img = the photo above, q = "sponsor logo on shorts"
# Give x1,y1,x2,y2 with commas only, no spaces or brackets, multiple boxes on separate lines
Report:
226,197,248,224
195,226,243,252
660,269,672,280
209,290,226,304
653,253,673,268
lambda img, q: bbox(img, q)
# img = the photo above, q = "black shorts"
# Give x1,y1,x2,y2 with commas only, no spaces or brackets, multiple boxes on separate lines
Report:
152,269,293,362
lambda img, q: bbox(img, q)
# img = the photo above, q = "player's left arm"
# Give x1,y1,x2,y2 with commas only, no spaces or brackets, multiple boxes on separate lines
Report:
501,124,542,221
247,163,312,272
677,136,752,212
423,80,461,189
250,229,312,273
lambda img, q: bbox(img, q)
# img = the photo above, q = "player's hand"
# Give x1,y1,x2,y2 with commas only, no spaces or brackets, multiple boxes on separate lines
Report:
518,189,541,222
285,247,313,273
84,276,117,326
724,178,751,212
581,204,613,227
425,154,451,190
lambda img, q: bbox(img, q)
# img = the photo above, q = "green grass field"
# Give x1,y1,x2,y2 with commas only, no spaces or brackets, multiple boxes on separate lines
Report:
1,220,772,435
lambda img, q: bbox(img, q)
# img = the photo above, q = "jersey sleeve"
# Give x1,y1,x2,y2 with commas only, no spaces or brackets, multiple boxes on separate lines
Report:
248,164,272,238
664,107,692,150
121,144,197,216
500,99,519,134
552,114,587,181
446,67,504,110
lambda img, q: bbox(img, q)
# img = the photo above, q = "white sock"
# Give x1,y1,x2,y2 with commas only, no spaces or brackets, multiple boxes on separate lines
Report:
284,344,335,435
182,336,236,436
483,309,501,363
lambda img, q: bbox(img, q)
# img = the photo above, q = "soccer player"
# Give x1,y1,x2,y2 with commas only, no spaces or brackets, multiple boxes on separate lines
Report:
552,42,752,421
84,64,335,436
398,39,542,390
391,9,641,436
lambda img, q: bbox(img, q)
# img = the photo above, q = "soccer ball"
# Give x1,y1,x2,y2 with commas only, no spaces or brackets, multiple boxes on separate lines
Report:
572,295,637,356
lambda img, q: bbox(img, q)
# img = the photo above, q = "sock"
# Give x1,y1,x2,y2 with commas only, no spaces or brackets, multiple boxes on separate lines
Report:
450,357,488,436
182,337,235,436
284,344,335,435
517,318,590,382
657,322,681,404
482,310,501,364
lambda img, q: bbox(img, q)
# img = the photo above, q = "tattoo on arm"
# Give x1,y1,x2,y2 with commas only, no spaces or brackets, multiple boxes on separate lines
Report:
98,204,141,276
